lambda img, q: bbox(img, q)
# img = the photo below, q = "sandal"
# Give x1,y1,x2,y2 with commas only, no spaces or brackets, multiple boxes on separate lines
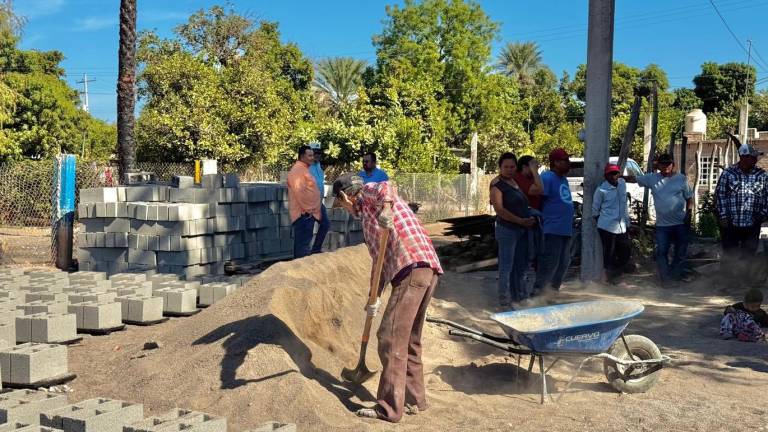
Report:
355,408,381,419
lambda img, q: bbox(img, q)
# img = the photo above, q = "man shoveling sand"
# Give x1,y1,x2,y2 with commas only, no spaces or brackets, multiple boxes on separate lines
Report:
333,174,443,423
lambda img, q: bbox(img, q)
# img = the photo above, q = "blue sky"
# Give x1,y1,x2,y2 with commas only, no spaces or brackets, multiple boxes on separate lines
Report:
15,0,768,123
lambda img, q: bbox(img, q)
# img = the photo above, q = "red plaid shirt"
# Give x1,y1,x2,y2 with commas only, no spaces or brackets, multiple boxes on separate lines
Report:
354,181,443,287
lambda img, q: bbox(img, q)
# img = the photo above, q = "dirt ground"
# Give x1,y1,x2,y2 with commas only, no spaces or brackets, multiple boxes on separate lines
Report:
62,238,768,431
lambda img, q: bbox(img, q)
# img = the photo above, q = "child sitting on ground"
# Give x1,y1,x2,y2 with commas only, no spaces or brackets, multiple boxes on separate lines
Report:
720,288,768,342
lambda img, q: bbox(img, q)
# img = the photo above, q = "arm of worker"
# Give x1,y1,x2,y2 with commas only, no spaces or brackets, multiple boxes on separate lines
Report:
527,159,544,195
490,186,534,227
591,187,603,223
374,182,395,229
714,171,730,224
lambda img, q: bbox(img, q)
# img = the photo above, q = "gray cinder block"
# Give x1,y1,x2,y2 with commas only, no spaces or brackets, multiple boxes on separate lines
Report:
79,188,118,204
0,343,68,385
81,303,121,330
0,389,68,425
171,176,195,189
17,302,68,316
247,422,297,432
124,409,226,432
41,398,143,432
198,283,235,307
115,296,163,323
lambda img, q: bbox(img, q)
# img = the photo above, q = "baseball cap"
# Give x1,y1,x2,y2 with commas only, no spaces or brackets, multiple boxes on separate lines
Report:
604,164,621,175
309,142,322,150
738,144,763,157
549,148,570,162
656,153,674,165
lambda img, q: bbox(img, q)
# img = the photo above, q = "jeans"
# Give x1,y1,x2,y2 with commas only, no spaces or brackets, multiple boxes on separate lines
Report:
311,204,330,254
598,229,631,280
655,224,689,283
375,268,438,423
533,233,572,293
720,224,762,284
292,214,316,259
496,223,530,304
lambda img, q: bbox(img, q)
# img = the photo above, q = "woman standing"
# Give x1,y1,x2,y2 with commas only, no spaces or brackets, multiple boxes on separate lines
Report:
490,152,536,308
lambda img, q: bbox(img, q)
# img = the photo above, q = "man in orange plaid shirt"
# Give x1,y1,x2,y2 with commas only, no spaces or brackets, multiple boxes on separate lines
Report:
332,173,443,423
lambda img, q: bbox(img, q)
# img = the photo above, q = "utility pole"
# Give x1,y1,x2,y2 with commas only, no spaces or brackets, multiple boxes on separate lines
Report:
740,39,753,144
76,74,96,113
581,0,615,282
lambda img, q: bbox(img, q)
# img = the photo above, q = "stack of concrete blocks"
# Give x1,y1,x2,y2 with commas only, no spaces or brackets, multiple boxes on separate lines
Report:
0,343,68,386
323,207,365,252
77,173,366,278
123,409,225,432
0,390,294,432
41,398,143,432
0,390,68,425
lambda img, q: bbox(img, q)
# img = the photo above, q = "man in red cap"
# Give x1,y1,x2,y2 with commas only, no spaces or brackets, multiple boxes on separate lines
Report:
592,163,631,283
532,148,575,295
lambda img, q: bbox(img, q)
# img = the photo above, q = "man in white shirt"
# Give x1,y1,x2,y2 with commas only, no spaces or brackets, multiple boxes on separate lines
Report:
592,163,631,284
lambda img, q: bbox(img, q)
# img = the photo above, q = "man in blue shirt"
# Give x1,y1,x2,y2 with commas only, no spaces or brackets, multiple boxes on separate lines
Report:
593,163,631,284
532,148,575,295
309,142,330,254
625,153,693,286
359,152,390,184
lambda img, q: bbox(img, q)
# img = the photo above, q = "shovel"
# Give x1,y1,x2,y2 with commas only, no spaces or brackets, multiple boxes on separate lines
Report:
341,229,390,384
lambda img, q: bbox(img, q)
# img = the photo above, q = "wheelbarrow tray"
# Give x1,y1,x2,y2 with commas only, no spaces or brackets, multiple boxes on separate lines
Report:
490,300,644,354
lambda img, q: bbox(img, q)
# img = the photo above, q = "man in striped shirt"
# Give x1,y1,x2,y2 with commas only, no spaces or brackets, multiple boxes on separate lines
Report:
332,174,442,423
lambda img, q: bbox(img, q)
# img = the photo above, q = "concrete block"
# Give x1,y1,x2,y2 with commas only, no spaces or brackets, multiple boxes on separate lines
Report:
0,291,20,307
129,219,156,236
68,272,106,283
156,204,169,222
116,296,163,323
156,250,200,267
79,188,118,204
171,176,194,189
24,293,68,304
32,314,76,344
106,233,128,248
93,233,106,248
248,422,296,432
0,321,16,348
128,249,156,267
80,248,126,263
82,302,122,330
17,302,68,316
102,218,130,233
198,283,235,306
169,188,195,203
41,398,143,432
0,423,62,432
201,174,223,189
125,186,167,203
0,389,68,425
155,289,196,314
147,274,179,286
0,343,68,385
66,280,111,293
109,273,146,283
26,272,68,283
124,409,226,432
145,204,159,222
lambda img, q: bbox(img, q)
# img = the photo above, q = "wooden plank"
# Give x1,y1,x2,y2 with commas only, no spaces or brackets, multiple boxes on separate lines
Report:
455,258,498,273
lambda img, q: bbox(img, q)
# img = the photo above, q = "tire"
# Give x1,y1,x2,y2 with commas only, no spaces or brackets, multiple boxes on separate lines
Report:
603,334,662,394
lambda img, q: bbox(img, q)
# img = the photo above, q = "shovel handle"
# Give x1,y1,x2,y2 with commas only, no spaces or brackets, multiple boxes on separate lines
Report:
361,229,390,344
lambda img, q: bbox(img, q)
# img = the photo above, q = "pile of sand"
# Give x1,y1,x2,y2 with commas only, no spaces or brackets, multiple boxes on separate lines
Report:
69,245,392,431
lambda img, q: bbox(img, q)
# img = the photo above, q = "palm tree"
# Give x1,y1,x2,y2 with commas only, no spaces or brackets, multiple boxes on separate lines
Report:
314,57,367,113
497,41,544,86
117,0,137,178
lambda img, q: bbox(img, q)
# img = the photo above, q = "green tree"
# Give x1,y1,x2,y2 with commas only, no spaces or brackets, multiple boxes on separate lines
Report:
693,62,756,113
365,0,501,171
672,88,702,112
136,6,316,165
750,90,768,131
314,57,367,114
497,41,544,86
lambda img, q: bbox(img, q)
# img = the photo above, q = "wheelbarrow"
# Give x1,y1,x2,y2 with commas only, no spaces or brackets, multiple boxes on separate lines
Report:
427,300,671,403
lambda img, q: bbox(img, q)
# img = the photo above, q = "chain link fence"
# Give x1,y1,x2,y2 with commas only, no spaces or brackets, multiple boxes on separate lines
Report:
0,157,492,265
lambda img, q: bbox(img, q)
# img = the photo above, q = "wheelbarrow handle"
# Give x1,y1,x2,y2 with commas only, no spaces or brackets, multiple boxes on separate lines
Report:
426,316,486,336
448,330,532,355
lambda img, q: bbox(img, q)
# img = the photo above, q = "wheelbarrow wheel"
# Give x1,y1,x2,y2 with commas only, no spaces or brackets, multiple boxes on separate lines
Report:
603,334,662,394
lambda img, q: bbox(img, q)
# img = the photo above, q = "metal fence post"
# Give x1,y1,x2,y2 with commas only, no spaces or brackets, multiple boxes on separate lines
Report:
53,154,76,270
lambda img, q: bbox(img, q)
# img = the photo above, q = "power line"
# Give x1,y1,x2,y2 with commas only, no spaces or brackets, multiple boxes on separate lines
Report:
707,0,768,73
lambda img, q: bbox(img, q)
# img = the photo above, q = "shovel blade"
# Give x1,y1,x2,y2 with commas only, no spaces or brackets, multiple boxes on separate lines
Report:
341,363,377,384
